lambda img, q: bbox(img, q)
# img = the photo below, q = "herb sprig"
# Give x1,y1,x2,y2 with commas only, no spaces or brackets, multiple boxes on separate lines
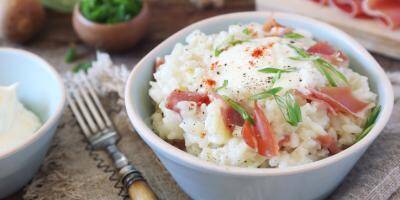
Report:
222,96,254,124
356,105,381,142
287,44,348,87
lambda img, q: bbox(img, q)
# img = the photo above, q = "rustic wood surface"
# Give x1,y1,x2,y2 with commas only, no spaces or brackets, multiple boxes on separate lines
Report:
0,0,398,199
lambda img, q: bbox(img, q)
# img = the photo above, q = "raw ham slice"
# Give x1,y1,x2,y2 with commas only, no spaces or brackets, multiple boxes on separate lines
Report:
362,0,400,30
307,42,349,67
312,0,330,5
295,89,338,115
311,87,369,116
330,0,371,17
242,104,279,157
165,90,210,112
209,93,244,131
221,106,244,131
316,135,342,154
310,0,400,30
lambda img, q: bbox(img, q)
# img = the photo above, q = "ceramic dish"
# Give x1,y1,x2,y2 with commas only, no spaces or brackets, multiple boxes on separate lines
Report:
72,2,150,52
125,12,393,200
0,48,66,198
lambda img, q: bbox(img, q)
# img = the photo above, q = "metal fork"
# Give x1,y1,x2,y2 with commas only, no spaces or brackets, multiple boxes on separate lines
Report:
66,73,157,200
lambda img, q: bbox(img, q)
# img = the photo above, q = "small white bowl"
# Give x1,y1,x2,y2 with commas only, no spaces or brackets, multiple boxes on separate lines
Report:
0,48,66,198
125,12,394,200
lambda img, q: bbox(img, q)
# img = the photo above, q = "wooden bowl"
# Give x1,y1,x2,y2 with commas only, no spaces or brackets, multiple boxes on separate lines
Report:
72,2,150,52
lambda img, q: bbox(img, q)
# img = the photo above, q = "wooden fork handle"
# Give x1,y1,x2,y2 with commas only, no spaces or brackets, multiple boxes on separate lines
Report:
128,180,157,200
121,166,157,200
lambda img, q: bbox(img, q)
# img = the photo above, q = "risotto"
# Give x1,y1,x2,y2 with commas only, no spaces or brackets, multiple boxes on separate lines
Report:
149,19,379,168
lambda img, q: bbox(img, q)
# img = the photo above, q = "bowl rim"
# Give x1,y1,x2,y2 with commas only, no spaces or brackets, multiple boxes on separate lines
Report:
0,48,66,159
125,11,394,176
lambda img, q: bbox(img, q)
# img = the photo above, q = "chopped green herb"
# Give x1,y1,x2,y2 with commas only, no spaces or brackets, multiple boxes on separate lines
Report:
356,105,381,142
288,44,310,58
250,87,283,100
222,96,254,124
314,58,349,86
65,47,76,63
215,80,228,92
72,62,92,73
283,32,304,39
214,36,247,57
214,49,222,57
274,92,302,126
80,0,142,24
243,28,251,35
271,72,282,86
288,44,348,87
258,67,296,74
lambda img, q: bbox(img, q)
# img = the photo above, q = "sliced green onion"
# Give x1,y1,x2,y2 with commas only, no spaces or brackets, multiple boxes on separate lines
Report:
283,32,304,39
65,47,76,63
215,80,228,92
250,87,283,100
314,58,349,85
72,62,92,73
222,96,254,124
288,44,310,58
243,28,251,35
274,92,302,126
214,49,222,57
258,67,296,74
356,105,381,142
214,36,248,57
288,44,348,87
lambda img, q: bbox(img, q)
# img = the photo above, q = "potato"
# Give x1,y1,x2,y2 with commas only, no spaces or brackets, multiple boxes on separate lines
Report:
0,0,45,43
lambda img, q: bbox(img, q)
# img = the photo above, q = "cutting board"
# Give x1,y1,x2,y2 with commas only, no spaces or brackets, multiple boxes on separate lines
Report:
256,0,400,60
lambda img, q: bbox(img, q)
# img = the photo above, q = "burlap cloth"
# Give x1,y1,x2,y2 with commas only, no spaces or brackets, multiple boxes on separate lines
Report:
23,70,400,200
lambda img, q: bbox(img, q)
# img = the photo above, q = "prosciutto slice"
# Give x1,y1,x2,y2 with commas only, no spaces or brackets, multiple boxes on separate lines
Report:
165,90,210,112
316,135,342,154
310,0,400,30
307,42,349,67
331,0,371,17
312,0,330,5
363,0,400,30
311,87,369,116
242,104,279,157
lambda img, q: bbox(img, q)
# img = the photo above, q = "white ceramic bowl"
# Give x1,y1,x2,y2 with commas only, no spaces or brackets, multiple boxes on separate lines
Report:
0,48,66,198
125,12,394,200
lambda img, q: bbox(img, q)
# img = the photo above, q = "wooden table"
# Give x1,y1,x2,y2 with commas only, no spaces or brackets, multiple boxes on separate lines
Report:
1,0,398,199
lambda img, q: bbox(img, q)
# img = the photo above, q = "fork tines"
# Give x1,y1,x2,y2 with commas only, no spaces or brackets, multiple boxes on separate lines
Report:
66,73,113,139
